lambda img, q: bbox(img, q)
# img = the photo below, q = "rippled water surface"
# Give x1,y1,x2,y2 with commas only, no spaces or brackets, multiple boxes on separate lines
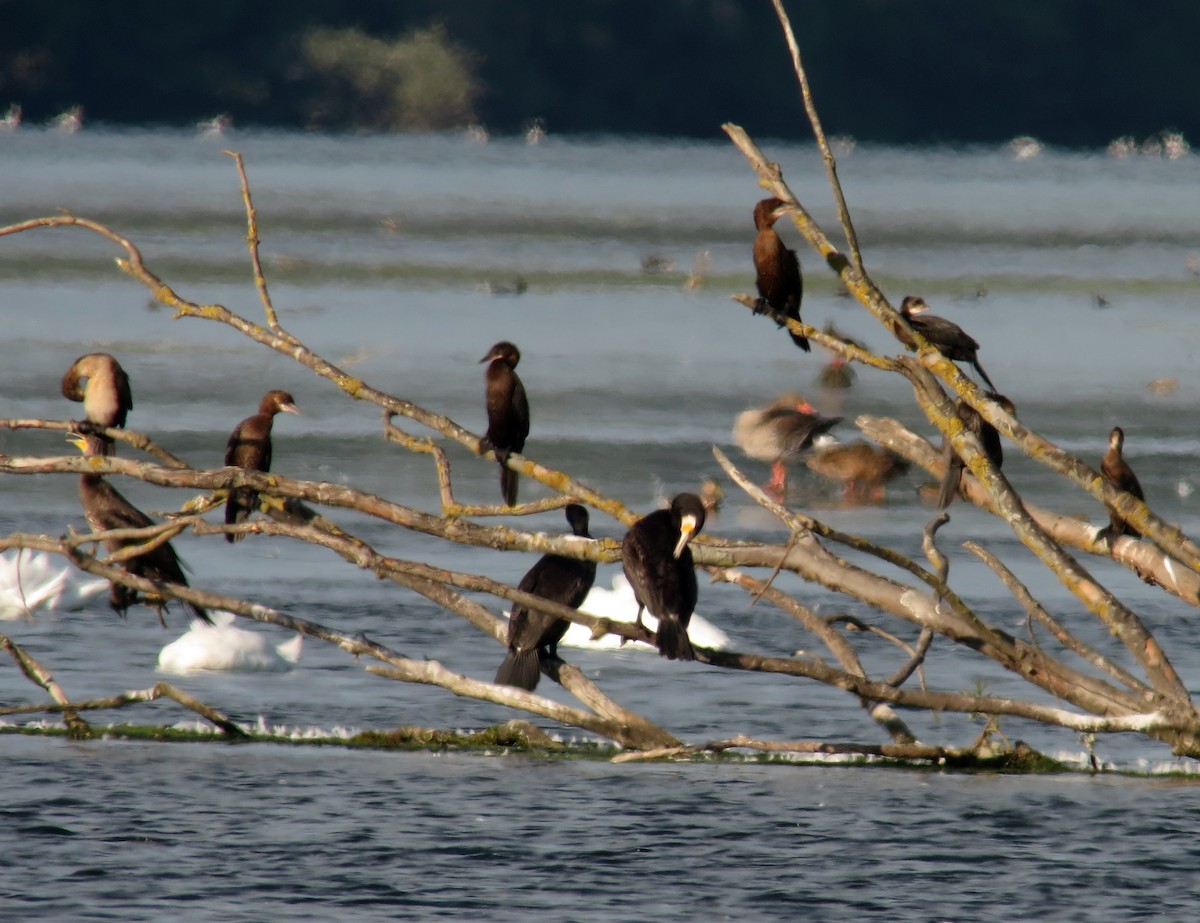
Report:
2,128,1200,920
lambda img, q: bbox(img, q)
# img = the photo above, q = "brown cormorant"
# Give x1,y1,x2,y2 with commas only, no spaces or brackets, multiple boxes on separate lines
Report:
223,389,300,542
895,295,997,391
732,393,842,496
937,393,1016,509
494,504,597,692
478,341,529,507
1101,426,1145,538
621,492,706,661
752,198,809,351
68,433,210,625
61,353,133,456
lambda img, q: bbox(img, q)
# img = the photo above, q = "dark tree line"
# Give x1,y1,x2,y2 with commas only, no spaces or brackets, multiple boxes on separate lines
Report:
1,0,1197,144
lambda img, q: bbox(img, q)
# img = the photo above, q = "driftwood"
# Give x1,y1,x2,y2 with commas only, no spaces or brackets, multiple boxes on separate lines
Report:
2,2,1200,765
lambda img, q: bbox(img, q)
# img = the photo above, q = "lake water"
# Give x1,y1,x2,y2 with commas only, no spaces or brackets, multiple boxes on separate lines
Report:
2,127,1200,920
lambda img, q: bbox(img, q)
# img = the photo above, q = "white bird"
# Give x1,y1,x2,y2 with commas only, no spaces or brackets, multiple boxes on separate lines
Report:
157,611,303,674
561,573,730,652
0,549,108,620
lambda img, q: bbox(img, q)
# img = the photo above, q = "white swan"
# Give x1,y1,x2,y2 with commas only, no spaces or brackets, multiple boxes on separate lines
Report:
562,573,731,652
157,610,302,674
0,549,108,620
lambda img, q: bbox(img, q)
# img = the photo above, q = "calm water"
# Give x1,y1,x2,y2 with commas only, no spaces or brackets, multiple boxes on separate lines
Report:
2,127,1200,920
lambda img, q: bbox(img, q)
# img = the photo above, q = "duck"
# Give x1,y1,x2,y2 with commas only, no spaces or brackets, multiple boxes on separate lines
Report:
157,610,302,674
0,548,107,620
563,573,730,652
61,353,133,456
752,197,809,351
224,389,300,542
478,341,529,507
895,295,997,391
733,393,842,497
806,440,909,502
494,504,597,692
621,492,707,661
69,432,210,625
1101,426,1145,539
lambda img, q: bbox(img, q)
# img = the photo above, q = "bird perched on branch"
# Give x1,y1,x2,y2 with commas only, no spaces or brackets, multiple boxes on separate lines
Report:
223,389,300,542
68,432,210,625
1101,426,1145,539
752,197,809,351
61,353,133,456
733,393,842,498
936,393,1016,509
494,504,597,692
895,295,997,391
621,492,706,661
479,341,530,507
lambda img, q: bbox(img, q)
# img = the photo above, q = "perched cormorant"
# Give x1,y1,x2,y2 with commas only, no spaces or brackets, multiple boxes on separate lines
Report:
61,353,133,456
621,493,707,661
937,393,1016,509
895,295,997,391
223,389,299,542
807,440,910,502
733,393,842,496
68,433,210,625
478,341,529,507
1101,426,1145,539
752,197,809,351
494,504,597,692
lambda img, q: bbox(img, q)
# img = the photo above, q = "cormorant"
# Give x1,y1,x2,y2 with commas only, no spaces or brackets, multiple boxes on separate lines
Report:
895,295,997,391
1101,426,1145,538
224,389,299,542
732,393,842,496
621,492,706,661
479,341,529,507
936,393,1016,509
61,353,133,456
494,504,597,691
752,197,809,351
68,433,210,625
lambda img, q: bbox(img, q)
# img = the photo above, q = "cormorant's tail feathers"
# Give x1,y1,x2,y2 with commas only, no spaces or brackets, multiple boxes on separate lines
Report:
500,464,519,507
495,649,541,691
190,602,214,625
972,359,997,393
655,617,695,661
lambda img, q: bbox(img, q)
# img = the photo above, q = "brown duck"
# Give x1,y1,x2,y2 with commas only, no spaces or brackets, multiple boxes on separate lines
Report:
61,353,133,456
752,197,809,351
224,389,300,542
733,393,841,496
807,441,909,502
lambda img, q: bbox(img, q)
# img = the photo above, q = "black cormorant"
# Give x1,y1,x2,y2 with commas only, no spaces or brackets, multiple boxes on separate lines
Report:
494,504,597,691
621,492,707,661
479,341,529,507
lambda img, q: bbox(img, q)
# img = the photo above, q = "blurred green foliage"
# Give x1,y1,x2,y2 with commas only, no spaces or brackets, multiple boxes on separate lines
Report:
0,0,1196,145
